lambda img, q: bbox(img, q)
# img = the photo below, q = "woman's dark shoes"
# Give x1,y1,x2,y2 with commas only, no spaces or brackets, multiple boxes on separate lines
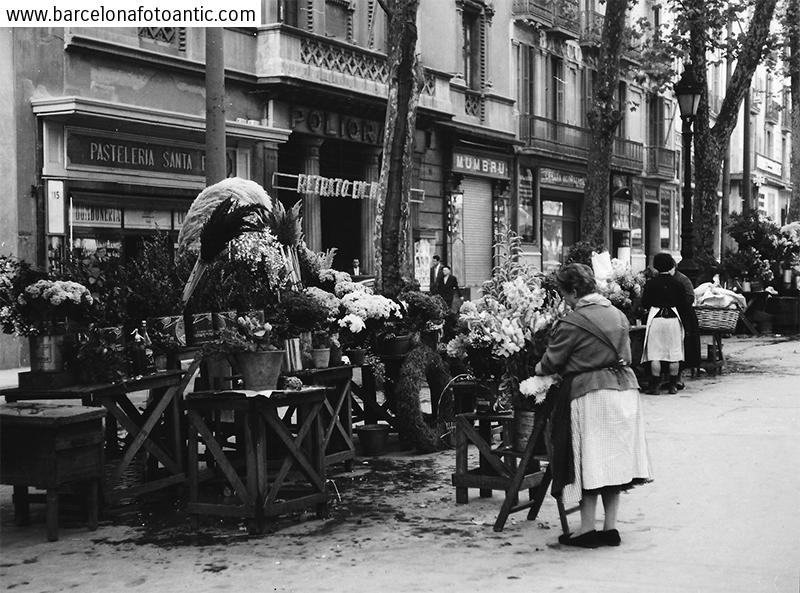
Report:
558,530,601,548
600,529,621,546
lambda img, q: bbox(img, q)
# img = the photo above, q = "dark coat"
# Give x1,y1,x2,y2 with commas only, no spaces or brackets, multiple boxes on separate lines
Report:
429,263,444,294
439,275,461,307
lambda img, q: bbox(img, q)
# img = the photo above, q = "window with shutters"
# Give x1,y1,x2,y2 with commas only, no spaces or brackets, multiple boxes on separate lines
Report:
616,81,627,138
647,93,666,146
279,0,300,27
462,8,481,90
516,43,536,116
550,56,564,121
583,68,597,127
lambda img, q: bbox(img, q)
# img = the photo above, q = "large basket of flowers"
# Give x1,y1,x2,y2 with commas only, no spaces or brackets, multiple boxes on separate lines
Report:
695,306,741,333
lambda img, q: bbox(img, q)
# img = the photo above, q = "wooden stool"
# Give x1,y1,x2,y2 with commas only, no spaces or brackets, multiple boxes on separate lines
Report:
0,403,105,541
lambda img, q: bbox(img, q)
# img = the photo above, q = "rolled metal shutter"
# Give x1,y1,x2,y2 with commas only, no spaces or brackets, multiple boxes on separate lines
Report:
461,177,493,289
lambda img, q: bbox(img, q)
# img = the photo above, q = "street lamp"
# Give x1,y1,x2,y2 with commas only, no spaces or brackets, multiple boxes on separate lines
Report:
674,63,703,285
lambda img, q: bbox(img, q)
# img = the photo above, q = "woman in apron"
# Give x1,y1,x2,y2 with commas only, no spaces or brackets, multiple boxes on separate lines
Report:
641,253,691,394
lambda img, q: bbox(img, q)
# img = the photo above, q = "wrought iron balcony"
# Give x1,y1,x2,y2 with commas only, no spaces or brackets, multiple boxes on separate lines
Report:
550,0,580,39
519,114,643,172
512,0,554,26
765,100,780,124
514,0,579,38
612,137,644,172
579,10,604,48
519,115,589,159
644,146,676,179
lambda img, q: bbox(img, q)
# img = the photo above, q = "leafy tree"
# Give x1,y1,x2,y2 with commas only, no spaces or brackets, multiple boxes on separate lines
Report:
786,0,800,221
581,0,632,248
373,0,421,298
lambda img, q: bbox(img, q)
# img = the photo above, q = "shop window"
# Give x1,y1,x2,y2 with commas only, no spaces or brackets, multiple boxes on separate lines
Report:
517,169,536,242
541,199,579,271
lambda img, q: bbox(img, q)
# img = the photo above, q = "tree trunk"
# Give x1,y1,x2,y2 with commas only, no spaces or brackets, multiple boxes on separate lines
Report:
581,0,628,249
787,0,800,222
688,0,778,268
374,0,420,298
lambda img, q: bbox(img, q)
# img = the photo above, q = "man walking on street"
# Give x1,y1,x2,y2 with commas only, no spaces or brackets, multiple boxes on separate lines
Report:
429,254,444,295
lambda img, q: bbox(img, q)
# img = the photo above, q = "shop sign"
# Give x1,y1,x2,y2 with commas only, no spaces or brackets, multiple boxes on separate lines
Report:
290,108,383,145
452,150,510,180
124,209,172,230
46,180,65,235
539,167,585,190
67,132,205,176
272,172,425,202
72,204,123,228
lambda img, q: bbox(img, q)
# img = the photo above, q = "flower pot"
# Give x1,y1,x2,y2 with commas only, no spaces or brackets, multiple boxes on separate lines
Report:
29,334,67,372
234,350,286,391
154,354,169,371
512,409,537,452
310,348,331,369
374,334,413,356
356,423,391,456
345,347,367,366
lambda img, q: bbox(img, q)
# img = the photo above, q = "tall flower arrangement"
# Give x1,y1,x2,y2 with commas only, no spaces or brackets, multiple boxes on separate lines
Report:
445,231,563,411
596,258,646,323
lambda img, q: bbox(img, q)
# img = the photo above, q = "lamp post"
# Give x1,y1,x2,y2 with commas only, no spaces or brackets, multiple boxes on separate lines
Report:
673,63,703,285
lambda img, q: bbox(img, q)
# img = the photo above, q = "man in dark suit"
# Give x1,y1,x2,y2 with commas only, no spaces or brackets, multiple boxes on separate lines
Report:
429,254,444,294
351,258,362,279
439,265,462,310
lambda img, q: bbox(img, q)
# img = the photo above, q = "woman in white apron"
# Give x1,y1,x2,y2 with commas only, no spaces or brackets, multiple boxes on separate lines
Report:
641,253,689,394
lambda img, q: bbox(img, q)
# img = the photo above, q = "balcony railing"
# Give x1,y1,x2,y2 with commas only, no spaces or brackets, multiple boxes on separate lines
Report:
520,114,644,172
645,146,676,179
512,0,553,26
551,0,580,38
765,100,780,123
579,10,604,47
519,115,589,159
612,137,644,171
513,0,579,38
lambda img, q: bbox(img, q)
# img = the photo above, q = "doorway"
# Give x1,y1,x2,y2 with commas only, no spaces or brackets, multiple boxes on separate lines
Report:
319,140,365,272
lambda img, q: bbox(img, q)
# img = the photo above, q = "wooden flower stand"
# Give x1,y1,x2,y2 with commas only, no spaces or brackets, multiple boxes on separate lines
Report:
185,388,328,534
288,366,355,471
451,410,565,532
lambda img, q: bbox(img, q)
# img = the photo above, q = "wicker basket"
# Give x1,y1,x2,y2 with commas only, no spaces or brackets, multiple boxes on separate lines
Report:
695,306,740,333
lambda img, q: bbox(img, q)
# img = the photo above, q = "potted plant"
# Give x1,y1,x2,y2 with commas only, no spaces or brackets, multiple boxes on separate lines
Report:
282,289,332,368
207,312,286,391
336,290,404,355
125,233,188,350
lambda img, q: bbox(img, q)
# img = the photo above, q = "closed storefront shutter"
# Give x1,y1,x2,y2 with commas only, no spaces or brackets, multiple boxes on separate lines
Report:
461,177,493,289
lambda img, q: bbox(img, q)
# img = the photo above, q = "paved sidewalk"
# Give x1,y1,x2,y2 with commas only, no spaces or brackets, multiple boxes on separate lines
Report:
1,336,798,593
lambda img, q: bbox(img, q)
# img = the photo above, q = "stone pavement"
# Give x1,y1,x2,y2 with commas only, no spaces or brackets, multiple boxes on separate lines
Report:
0,335,798,593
